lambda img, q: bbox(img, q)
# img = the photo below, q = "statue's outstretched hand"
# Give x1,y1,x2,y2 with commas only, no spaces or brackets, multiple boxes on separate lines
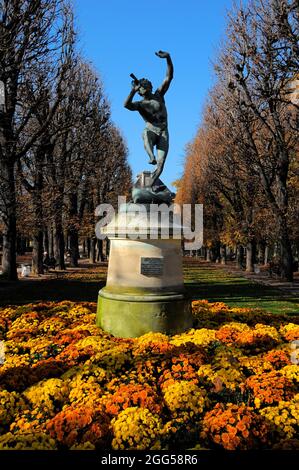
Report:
155,50,170,59
131,80,140,92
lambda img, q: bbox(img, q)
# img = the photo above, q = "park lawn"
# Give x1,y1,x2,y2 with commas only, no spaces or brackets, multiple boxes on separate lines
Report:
0,260,298,316
184,263,299,316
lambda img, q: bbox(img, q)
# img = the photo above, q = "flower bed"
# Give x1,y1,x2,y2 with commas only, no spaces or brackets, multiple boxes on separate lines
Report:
0,300,298,450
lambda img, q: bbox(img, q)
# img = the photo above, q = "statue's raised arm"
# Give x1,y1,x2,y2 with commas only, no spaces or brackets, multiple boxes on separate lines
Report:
155,51,174,96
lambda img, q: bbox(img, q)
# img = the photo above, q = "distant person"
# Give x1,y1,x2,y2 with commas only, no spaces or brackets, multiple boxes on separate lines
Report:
43,252,50,263
49,255,56,269
43,252,51,272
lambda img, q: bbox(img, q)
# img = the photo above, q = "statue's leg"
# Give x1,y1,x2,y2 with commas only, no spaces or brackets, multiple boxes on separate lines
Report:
142,129,157,164
151,130,169,186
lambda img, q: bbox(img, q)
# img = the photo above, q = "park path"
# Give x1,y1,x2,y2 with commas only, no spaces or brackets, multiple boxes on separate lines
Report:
198,260,299,297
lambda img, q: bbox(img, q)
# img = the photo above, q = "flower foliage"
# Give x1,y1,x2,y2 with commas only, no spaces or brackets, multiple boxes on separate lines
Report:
0,300,298,450
46,405,111,448
201,403,270,450
111,406,163,450
260,397,299,440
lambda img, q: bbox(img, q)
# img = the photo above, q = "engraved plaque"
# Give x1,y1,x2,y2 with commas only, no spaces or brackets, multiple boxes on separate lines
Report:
141,257,163,277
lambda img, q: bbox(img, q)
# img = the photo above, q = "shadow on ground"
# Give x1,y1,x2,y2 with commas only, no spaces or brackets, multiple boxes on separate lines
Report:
0,278,106,306
1,261,298,315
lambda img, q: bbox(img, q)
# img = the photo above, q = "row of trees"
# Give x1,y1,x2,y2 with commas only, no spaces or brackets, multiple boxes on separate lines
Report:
0,0,132,280
176,0,298,280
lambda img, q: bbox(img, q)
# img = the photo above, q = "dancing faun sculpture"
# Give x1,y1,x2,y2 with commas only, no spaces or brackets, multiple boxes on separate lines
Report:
124,51,173,192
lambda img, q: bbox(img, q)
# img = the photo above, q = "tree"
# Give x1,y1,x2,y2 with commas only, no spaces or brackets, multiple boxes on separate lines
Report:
0,0,73,279
219,0,299,280
178,0,298,280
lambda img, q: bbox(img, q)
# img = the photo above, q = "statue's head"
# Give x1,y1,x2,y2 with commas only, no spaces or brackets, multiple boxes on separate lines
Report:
138,78,153,96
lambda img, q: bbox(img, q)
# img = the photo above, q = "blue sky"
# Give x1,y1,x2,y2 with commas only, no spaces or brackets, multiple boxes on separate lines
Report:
74,0,235,190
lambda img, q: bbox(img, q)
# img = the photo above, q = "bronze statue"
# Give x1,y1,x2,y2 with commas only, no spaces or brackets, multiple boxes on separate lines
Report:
124,51,173,188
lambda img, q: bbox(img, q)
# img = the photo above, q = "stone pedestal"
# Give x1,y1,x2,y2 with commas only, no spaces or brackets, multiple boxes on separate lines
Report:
96,202,192,338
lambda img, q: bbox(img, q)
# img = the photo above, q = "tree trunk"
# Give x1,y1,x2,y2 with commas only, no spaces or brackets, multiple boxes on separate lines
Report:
54,223,65,270
258,241,266,265
213,241,221,262
264,245,269,265
2,231,17,280
68,193,79,267
87,238,91,258
31,169,45,275
246,241,255,273
77,240,80,260
90,237,96,264
82,239,86,256
16,237,26,255
278,219,293,281
69,230,79,267
32,230,44,275
220,245,226,265
206,248,211,262
65,234,69,252
44,230,49,255
53,186,65,270
1,161,18,280
103,239,108,260
106,239,110,259
236,245,244,269
49,230,54,258
97,239,103,262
